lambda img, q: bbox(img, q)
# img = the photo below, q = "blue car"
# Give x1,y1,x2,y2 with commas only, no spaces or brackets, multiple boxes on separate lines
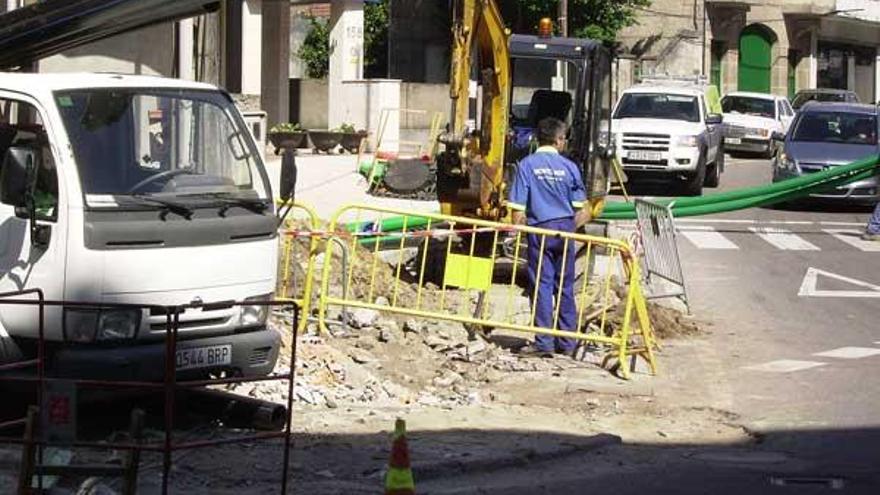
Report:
772,102,880,204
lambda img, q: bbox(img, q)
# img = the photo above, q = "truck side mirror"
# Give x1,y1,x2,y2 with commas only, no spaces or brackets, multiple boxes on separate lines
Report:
705,114,723,125
279,149,297,202
771,131,786,141
0,147,36,209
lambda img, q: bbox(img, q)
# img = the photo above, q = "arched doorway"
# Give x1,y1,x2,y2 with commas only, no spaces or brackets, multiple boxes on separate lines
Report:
738,24,775,93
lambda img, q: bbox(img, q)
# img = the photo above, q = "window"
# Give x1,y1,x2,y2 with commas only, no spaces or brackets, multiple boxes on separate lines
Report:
721,96,775,119
613,93,700,123
0,97,58,220
54,88,268,207
792,112,877,145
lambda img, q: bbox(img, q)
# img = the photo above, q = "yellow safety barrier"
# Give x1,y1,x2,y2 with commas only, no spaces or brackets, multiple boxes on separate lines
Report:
317,204,657,379
275,200,321,332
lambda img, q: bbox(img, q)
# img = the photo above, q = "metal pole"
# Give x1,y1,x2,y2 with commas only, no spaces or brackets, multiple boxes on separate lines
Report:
558,0,568,37
701,0,707,77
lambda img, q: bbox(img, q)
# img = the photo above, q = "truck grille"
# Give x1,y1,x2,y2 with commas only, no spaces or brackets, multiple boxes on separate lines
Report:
147,305,237,334
621,133,669,167
621,133,670,151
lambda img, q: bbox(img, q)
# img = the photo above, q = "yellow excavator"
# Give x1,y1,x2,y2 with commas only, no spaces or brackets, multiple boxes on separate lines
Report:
436,0,614,222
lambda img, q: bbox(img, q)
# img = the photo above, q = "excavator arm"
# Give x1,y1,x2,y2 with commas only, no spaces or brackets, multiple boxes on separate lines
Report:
438,0,511,219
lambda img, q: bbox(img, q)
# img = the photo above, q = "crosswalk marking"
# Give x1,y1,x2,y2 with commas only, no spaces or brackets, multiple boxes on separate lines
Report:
813,347,880,359
748,227,820,251
677,226,739,250
744,360,826,373
822,229,880,252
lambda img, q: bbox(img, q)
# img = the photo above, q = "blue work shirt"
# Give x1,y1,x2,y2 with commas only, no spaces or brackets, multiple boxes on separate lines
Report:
508,146,587,225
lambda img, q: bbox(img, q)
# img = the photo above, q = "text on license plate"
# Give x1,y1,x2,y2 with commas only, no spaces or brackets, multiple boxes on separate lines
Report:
628,150,662,161
725,137,742,145
176,345,232,371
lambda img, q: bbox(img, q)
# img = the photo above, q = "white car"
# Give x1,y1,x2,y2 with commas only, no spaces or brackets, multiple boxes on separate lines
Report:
612,84,724,196
721,92,794,157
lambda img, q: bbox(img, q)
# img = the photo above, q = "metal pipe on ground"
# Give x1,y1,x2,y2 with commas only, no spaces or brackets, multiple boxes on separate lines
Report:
178,388,287,431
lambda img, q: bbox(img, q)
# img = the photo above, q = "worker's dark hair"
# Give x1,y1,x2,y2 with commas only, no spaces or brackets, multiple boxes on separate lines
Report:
536,117,567,146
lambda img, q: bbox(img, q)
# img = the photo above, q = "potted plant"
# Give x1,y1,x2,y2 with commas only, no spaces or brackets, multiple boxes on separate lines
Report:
337,123,369,154
308,126,344,154
268,122,307,154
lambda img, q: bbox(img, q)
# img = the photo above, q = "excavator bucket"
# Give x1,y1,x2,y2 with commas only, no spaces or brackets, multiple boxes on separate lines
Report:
0,0,219,69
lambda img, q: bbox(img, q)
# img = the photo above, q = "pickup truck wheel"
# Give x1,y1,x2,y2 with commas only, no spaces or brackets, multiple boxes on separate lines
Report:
684,152,706,196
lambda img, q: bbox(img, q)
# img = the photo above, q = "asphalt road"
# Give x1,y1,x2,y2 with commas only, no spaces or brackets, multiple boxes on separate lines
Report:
424,154,880,494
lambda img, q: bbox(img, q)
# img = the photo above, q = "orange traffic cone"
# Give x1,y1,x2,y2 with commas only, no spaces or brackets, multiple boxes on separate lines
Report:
384,418,415,495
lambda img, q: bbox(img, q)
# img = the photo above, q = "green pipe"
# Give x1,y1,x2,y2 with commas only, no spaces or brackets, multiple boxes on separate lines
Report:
602,154,879,213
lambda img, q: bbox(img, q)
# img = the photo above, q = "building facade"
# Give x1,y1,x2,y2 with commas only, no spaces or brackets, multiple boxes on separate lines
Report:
618,0,880,103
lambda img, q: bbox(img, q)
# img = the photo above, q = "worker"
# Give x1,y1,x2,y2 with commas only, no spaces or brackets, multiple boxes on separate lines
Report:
508,117,592,358
863,202,880,241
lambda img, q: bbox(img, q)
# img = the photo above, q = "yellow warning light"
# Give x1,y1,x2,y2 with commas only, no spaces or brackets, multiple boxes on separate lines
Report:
538,17,553,38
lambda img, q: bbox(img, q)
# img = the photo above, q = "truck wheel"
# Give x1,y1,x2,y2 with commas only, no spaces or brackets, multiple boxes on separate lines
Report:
684,152,706,196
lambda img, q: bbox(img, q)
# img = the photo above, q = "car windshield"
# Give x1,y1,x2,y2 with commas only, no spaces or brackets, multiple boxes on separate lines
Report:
791,111,877,145
721,96,775,119
613,93,700,123
54,88,269,207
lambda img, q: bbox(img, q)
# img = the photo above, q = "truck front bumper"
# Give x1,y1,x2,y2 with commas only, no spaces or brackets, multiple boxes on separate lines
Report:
49,327,281,381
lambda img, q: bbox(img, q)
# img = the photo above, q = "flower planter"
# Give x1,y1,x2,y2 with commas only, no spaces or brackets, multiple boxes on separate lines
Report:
268,131,307,154
308,130,343,154
339,131,368,154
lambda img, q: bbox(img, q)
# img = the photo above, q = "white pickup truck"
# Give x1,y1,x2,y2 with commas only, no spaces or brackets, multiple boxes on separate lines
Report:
0,73,290,380
612,84,725,196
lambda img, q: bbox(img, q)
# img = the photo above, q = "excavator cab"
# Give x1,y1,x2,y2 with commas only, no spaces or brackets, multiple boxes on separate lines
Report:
506,34,614,206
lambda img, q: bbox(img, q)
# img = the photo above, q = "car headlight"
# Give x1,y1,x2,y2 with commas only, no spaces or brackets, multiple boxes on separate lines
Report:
756,128,770,138
674,135,699,147
776,152,797,172
64,308,141,342
240,293,273,327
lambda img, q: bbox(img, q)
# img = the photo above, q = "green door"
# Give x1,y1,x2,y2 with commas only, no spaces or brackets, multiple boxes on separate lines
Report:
738,25,773,93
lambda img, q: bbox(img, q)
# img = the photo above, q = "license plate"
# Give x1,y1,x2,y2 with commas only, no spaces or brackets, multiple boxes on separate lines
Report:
628,150,662,161
176,345,232,371
725,137,742,145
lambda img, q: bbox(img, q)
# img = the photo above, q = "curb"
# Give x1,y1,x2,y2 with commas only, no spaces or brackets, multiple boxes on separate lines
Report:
411,433,622,482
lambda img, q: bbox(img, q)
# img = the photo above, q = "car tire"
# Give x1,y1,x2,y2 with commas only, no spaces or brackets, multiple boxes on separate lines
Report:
704,149,723,188
684,151,706,196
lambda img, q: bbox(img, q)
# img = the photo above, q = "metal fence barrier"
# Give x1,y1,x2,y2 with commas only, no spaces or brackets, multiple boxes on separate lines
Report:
316,204,658,379
277,200,321,332
0,291,299,494
634,199,690,312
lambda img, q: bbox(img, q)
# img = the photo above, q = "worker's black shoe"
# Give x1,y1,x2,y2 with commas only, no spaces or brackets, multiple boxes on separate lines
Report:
517,344,554,358
554,347,579,359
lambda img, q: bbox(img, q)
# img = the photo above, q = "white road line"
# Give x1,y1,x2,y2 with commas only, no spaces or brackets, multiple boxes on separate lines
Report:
677,226,739,250
819,221,868,227
749,227,820,251
676,219,815,225
813,347,880,359
744,360,826,373
823,229,880,252
797,267,880,298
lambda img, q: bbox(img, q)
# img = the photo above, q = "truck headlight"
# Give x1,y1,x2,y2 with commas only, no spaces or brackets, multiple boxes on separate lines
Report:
64,308,141,342
674,135,699,147
241,294,273,327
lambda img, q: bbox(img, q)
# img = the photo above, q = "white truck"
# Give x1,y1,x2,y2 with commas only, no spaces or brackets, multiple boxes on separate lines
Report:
0,72,292,380
612,84,725,196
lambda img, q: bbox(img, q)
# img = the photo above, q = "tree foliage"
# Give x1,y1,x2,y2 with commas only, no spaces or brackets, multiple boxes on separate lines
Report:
364,0,390,75
498,0,651,43
298,16,332,79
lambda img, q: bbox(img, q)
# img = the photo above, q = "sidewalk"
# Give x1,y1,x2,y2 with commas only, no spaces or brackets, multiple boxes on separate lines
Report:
264,150,439,222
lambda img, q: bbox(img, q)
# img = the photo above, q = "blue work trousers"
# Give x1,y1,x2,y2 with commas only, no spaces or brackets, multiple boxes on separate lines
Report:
527,217,578,353
869,202,880,235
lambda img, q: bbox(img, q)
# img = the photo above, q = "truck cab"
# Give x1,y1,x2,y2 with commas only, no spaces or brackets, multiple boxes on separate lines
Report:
0,73,281,380
613,83,725,195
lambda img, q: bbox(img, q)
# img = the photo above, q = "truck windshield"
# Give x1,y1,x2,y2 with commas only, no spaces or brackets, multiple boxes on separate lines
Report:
613,93,700,123
54,88,269,207
721,96,775,119
791,112,878,145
